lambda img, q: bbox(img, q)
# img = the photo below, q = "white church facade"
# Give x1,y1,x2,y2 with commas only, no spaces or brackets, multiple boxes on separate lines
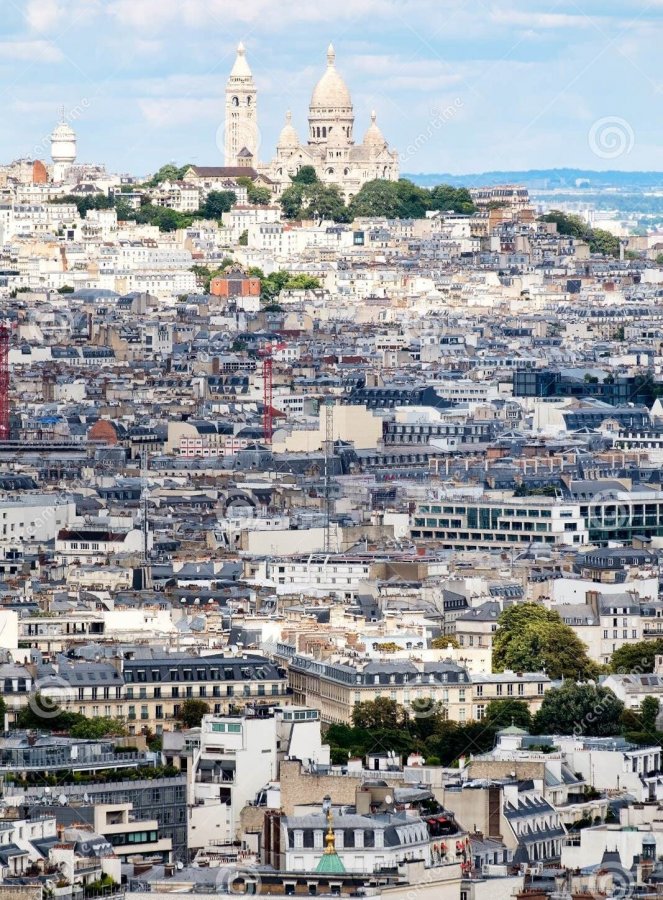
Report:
224,43,399,200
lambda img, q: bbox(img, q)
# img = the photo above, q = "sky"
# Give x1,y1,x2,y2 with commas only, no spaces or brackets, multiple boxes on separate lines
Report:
1,0,662,177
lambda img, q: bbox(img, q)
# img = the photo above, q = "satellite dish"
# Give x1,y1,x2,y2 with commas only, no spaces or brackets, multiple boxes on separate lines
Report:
44,787,51,794
176,861,184,870
59,794,68,806
83,793,89,803
384,795,393,805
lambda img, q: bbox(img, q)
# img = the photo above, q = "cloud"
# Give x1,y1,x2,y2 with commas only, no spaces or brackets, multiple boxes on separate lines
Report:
138,96,221,128
0,40,64,62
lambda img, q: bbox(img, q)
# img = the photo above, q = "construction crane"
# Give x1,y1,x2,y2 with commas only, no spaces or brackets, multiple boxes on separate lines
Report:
0,322,11,441
258,341,287,444
323,396,334,554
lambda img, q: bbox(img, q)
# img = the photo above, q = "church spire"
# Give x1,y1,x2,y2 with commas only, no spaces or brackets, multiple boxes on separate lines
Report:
327,43,335,66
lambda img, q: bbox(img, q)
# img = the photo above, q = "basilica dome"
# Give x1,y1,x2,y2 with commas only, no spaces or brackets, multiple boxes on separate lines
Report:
310,44,352,110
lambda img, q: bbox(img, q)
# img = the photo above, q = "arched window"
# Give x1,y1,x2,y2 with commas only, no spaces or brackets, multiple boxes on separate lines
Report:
232,96,239,107
327,167,334,175
247,96,252,106
322,126,327,138
344,167,350,176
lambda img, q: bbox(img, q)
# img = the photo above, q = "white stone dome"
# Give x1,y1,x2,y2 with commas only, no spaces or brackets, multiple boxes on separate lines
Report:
230,41,253,79
363,111,386,150
277,110,299,149
310,44,352,110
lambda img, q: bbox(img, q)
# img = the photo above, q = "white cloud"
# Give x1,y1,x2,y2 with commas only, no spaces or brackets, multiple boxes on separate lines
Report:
138,96,221,128
0,40,64,62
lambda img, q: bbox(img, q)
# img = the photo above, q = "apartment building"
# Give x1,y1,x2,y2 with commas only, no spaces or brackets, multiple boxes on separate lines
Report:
411,488,663,550
1,654,289,737
284,651,550,725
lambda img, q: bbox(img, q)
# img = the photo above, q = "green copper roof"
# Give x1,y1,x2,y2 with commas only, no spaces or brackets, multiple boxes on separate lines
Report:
316,851,346,875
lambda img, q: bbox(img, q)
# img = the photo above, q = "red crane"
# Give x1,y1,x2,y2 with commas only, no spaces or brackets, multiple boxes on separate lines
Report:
0,323,10,441
258,341,286,444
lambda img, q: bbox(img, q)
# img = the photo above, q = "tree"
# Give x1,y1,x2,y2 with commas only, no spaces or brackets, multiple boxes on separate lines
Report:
639,696,660,733
238,229,248,246
493,603,598,680
533,682,623,737
236,176,272,206
69,717,126,739
484,699,532,730
291,165,318,185
147,163,192,186
351,698,406,730
610,639,663,674
429,184,476,214
431,635,459,650
409,698,447,741
58,285,74,294
201,190,236,219
656,253,663,265
114,198,137,221
539,210,619,258
280,180,348,222
177,699,210,729
349,179,403,218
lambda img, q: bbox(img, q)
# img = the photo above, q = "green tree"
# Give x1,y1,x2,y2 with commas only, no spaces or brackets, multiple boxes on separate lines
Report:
236,176,272,205
69,717,126,739
238,229,248,246
610,639,663,674
656,253,663,265
177,699,210,729
639,696,660,733
147,163,192,186
429,185,476,214
409,698,447,741
291,165,319,185
114,198,137,221
284,274,321,290
351,697,406,730
539,210,620,258
431,635,459,650
280,180,348,222
201,190,236,219
484,699,532,730
533,682,623,737
493,603,598,680
58,285,74,294
349,179,403,218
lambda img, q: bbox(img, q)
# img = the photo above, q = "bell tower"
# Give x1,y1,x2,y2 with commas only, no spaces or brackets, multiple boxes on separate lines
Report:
224,42,258,167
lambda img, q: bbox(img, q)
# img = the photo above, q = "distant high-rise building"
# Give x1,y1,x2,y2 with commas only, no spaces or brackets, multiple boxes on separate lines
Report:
224,42,258,168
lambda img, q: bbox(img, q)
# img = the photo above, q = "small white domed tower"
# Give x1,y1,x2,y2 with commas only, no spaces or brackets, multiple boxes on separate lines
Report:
277,110,299,158
50,110,77,183
363,111,387,153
